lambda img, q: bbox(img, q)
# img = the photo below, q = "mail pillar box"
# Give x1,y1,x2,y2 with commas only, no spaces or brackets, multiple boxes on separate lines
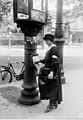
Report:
13,0,48,105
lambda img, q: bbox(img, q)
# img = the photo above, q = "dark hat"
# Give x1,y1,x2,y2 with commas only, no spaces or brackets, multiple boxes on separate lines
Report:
43,34,54,42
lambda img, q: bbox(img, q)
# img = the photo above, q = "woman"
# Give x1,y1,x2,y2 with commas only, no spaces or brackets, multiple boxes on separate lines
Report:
35,34,62,112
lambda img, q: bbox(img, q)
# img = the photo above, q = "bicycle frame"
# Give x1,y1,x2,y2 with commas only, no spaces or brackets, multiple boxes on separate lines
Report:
7,61,25,79
0,60,25,82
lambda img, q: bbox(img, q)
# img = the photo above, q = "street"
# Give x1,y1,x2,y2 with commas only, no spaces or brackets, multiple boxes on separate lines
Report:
0,45,83,119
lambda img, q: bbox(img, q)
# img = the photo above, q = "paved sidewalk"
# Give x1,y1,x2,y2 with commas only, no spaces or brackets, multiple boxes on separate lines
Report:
0,45,83,119
0,70,83,119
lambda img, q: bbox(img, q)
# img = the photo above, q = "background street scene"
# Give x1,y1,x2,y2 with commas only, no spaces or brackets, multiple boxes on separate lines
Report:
0,44,83,119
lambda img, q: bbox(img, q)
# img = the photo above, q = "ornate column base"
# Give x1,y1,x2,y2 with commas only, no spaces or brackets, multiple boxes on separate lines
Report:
60,66,65,84
18,88,40,105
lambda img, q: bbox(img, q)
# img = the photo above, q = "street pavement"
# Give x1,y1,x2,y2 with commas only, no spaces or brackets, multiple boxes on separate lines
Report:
0,45,83,119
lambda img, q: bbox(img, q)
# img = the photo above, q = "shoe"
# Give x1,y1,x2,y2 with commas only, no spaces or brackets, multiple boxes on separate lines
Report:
54,101,58,109
45,104,54,113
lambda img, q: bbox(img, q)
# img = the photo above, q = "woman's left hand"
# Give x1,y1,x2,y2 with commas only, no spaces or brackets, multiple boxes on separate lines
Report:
47,71,53,79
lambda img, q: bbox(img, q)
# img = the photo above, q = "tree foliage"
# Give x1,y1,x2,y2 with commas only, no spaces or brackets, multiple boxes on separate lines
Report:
63,0,83,21
0,0,12,22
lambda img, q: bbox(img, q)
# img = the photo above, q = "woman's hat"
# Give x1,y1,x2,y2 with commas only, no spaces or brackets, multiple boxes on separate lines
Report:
43,34,54,42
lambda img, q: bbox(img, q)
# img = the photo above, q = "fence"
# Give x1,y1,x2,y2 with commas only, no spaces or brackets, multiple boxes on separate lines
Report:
0,33,24,46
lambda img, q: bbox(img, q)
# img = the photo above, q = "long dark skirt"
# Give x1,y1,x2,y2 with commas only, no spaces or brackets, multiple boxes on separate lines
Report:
38,65,62,104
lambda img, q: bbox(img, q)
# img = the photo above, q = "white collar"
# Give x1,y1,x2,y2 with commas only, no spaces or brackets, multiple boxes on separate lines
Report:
48,44,56,50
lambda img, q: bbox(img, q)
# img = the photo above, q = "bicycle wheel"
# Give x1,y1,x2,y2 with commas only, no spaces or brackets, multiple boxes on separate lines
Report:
0,66,5,79
0,69,12,84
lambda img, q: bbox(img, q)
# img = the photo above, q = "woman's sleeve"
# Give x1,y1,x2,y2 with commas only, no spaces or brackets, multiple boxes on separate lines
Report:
51,46,59,57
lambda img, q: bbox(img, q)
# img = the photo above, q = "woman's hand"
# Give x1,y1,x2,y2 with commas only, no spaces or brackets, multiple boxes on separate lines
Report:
47,71,53,79
33,56,40,64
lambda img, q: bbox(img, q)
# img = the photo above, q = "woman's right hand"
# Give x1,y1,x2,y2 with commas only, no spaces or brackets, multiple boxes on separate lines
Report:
33,56,40,64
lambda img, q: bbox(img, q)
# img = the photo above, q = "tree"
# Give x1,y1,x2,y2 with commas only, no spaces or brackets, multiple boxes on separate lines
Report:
0,0,12,22
0,0,15,33
63,0,83,22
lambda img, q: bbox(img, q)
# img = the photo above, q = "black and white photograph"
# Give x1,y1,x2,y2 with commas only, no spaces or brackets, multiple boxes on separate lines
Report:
0,0,83,120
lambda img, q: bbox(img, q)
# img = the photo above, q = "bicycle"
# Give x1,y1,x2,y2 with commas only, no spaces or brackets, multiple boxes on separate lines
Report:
0,59,25,84
0,58,40,84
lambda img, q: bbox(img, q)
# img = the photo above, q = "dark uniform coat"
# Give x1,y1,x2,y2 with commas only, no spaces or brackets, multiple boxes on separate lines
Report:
38,44,62,104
